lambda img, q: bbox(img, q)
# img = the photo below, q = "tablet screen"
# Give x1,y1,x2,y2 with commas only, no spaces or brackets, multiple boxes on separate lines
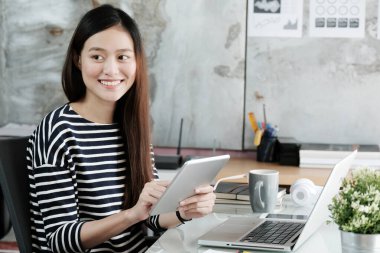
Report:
150,154,230,215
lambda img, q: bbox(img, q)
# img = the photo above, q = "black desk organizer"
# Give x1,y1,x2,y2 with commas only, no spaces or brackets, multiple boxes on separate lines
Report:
257,135,300,166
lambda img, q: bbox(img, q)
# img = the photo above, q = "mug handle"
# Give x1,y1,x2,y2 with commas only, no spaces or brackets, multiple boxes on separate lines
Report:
254,181,265,209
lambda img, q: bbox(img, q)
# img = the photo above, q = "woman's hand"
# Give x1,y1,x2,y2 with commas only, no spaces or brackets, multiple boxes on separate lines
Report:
177,184,216,220
129,180,170,222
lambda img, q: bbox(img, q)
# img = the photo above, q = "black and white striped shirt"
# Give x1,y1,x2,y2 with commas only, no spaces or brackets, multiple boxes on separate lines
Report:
26,104,162,253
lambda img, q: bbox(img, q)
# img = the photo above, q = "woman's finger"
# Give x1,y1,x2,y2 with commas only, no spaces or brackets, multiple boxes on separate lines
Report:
180,198,215,211
194,184,214,194
180,192,216,206
180,205,214,218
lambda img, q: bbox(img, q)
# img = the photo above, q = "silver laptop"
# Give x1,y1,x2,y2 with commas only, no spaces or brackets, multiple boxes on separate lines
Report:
198,151,357,252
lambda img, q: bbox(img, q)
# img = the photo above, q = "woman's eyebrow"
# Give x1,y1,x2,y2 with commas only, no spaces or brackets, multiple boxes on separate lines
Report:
116,48,134,52
88,47,133,52
88,47,105,52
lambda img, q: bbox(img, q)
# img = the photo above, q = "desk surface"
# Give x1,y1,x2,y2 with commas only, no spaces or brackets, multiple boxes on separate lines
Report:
152,158,339,252
158,158,331,188
146,196,342,253
216,158,331,186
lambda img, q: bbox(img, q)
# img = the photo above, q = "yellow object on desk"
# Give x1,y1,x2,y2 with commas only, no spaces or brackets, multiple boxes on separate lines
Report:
248,112,259,133
253,129,263,146
248,112,263,146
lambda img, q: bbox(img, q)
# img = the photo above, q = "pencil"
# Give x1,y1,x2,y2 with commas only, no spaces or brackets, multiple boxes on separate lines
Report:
248,112,259,133
253,129,263,146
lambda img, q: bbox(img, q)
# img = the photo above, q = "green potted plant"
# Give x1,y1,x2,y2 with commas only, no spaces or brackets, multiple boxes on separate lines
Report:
328,168,380,253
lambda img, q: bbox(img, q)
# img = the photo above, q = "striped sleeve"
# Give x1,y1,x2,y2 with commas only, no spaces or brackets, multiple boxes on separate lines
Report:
28,111,86,252
32,164,86,252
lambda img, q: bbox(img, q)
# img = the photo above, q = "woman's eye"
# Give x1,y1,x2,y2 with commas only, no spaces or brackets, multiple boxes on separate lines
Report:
119,55,130,61
91,55,104,61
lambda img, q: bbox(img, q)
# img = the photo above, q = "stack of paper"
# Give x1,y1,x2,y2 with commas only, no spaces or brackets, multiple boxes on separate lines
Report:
299,143,380,169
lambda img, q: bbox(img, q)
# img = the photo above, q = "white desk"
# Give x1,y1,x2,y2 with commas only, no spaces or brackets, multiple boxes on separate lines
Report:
146,196,342,253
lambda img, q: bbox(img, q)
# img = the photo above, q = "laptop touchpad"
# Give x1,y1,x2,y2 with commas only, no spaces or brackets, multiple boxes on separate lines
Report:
201,218,261,241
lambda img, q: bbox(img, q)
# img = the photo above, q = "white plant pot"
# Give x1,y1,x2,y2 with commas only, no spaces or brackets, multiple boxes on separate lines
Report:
341,230,380,253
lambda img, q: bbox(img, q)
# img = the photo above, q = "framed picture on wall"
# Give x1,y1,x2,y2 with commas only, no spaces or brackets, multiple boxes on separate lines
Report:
247,0,303,37
309,0,366,38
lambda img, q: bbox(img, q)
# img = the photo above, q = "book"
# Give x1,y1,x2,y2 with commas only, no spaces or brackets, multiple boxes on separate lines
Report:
214,182,248,200
214,181,286,203
215,198,251,205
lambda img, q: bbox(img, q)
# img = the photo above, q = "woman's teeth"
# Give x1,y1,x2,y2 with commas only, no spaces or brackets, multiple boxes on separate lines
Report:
100,80,121,86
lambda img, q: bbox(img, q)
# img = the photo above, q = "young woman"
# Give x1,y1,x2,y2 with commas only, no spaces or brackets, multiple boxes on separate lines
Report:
26,4,215,252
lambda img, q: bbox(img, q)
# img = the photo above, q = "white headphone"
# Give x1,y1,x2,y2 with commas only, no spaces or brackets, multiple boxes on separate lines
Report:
290,178,317,206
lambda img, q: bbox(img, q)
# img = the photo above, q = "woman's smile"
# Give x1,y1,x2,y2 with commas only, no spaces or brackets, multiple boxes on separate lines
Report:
98,79,124,87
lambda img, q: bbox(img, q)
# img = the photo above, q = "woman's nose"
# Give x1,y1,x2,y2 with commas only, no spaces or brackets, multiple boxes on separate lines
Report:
103,58,119,75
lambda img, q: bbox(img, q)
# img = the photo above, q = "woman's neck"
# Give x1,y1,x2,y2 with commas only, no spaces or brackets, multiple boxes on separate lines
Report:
70,99,115,124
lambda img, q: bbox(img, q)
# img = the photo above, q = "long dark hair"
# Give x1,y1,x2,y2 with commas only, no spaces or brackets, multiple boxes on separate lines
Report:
61,4,152,209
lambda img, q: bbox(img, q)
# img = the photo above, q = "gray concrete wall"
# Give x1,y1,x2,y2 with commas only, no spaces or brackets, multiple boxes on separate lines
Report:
0,1,91,124
2,0,380,150
0,0,245,150
244,0,380,148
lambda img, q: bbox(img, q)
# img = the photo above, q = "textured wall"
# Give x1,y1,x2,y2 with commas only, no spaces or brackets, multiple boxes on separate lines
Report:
4,1,377,150
123,0,246,149
142,0,246,149
244,0,380,148
0,0,245,150
0,1,91,124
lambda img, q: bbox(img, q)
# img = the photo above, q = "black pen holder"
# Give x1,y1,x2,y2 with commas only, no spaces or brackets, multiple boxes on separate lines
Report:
257,131,278,162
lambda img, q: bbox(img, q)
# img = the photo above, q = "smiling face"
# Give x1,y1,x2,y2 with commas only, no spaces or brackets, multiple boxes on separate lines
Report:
78,25,136,107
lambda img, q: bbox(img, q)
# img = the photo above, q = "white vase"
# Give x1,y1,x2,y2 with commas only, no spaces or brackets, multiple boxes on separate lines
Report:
340,230,380,253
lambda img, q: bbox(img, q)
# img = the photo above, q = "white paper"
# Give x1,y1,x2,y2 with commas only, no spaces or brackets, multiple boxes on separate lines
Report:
309,0,366,38
248,0,304,37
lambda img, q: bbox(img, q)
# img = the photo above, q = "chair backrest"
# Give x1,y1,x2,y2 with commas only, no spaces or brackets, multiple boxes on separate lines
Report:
0,136,32,253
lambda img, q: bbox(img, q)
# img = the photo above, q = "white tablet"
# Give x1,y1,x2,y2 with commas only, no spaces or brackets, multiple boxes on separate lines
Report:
150,154,230,215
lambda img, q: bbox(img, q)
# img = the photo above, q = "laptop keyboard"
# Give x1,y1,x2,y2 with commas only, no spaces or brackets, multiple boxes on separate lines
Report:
240,221,305,245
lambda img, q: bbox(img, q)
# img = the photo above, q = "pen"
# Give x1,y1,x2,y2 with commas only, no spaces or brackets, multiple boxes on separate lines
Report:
262,104,267,129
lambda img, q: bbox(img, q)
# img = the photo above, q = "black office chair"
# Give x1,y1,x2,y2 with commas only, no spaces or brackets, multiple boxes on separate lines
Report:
0,136,32,253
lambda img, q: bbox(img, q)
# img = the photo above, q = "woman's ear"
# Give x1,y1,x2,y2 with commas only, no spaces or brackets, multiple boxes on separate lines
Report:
73,53,81,69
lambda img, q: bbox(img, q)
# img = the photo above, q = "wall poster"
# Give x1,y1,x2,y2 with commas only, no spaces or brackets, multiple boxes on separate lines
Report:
309,0,366,38
247,0,303,37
